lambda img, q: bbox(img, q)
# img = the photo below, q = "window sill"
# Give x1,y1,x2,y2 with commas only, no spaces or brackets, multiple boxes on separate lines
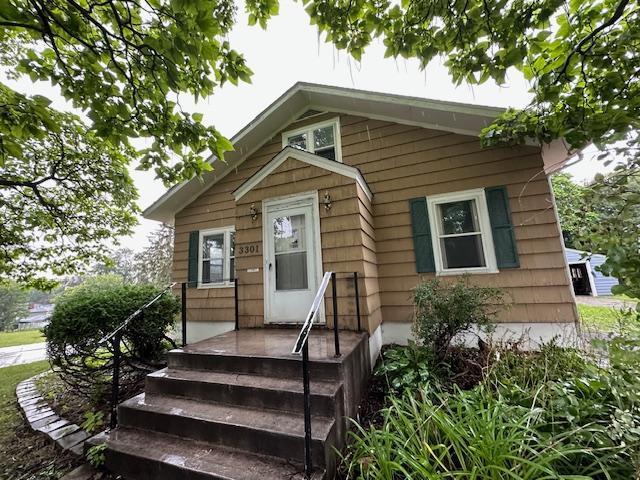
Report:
436,268,498,276
197,282,235,289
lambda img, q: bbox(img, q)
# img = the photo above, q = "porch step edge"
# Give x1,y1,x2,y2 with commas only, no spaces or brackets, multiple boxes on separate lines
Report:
105,427,325,480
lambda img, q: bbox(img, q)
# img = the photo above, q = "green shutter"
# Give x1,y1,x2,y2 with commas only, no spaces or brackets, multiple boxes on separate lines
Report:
409,197,435,273
485,186,519,269
187,231,199,287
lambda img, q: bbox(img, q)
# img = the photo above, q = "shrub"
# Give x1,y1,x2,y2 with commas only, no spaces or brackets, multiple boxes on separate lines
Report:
374,342,435,393
412,276,504,360
45,275,180,400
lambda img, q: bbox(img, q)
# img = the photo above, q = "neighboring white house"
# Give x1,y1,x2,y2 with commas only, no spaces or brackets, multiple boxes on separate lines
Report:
565,248,619,296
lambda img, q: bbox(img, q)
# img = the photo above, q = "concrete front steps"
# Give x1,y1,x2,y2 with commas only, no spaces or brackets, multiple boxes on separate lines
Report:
101,329,370,480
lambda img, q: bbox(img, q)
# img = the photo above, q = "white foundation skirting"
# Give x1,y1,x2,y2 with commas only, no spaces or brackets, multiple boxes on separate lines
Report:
382,322,580,350
368,325,383,368
179,321,236,344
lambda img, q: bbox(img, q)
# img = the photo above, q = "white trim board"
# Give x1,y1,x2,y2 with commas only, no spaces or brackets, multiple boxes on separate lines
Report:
233,146,373,201
381,322,581,350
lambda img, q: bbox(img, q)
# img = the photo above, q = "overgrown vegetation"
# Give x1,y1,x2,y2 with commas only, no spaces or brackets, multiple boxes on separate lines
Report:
552,172,640,299
45,275,180,402
343,279,640,479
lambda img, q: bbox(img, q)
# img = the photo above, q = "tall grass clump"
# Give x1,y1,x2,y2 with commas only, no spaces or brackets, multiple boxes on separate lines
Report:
343,385,604,479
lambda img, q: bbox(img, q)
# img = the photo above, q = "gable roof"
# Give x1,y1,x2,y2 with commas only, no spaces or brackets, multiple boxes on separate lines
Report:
143,82,533,223
233,146,373,201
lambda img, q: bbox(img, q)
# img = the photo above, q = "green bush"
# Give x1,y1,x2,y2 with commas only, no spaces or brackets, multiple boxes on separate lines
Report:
375,342,435,393
412,277,504,360
45,275,180,399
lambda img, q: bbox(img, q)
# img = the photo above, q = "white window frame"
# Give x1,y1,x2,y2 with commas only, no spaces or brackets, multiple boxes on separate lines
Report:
426,188,498,275
198,226,235,288
281,118,343,163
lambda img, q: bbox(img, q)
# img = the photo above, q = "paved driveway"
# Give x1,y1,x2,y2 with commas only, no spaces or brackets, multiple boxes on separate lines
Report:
0,342,47,368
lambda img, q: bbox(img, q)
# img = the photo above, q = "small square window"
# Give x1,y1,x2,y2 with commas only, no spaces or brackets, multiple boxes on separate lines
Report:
282,120,341,162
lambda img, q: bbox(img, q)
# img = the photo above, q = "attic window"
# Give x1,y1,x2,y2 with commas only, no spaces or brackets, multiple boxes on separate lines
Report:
282,119,342,162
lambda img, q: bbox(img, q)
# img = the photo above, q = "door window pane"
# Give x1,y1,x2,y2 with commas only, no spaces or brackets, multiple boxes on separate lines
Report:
202,233,224,283
274,215,306,252
273,214,308,290
276,252,308,290
287,133,307,150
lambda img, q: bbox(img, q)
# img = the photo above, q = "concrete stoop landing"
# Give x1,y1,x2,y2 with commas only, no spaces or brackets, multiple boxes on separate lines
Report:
101,329,371,480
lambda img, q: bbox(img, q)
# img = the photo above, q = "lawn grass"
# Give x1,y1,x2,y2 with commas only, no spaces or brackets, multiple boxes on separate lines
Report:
611,293,638,303
0,360,83,479
578,304,623,332
0,360,50,432
0,329,45,348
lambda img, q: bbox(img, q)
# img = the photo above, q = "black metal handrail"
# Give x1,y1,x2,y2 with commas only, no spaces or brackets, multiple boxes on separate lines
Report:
292,271,362,478
98,282,176,430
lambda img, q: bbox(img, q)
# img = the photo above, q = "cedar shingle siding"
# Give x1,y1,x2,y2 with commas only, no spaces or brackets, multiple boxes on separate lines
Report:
172,112,578,330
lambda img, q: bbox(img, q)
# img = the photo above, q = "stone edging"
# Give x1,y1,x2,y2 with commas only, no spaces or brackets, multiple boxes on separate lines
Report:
16,372,89,455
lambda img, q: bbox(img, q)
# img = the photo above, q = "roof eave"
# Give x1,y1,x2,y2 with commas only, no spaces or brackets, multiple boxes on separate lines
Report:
143,82,514,223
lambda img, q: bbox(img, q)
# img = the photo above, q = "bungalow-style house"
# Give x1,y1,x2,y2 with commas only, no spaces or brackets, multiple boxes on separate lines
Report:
145,82,579,348
101,83,580,479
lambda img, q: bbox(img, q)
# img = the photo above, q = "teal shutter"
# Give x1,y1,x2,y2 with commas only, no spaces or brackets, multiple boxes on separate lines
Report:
187,231,199,287
485,186,519,268
409,197,435,273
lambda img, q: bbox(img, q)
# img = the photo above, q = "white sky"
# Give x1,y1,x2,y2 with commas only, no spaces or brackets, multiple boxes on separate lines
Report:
3,0,614,251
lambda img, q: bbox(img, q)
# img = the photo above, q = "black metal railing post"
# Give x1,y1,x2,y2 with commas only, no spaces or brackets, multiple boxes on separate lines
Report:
234,278,239,331
331,272,340,357
110,330,122,430
302,341,312,478
181,282,187,346
353,271,361,332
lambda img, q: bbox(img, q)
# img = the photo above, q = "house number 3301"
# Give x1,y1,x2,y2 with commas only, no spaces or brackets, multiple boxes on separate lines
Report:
238,244,260,255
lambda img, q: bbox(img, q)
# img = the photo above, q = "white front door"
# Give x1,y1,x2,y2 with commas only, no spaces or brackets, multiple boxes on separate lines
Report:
264,194,322,323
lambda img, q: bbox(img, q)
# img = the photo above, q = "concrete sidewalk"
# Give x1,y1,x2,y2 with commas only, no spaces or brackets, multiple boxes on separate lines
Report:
0,342,47,368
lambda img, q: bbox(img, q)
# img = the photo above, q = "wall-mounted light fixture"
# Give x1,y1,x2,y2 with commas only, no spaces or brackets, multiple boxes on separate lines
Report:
249,203,259,221
322,191,332,211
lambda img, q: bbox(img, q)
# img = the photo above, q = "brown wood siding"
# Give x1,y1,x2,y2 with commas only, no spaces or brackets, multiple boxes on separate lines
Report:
336,114,576,324
171,111,577,330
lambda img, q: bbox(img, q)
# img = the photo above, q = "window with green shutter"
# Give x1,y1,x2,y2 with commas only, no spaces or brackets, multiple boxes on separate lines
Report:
424,188,499,274
409,197,435,273
485,186,520,269
187,231,199,287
